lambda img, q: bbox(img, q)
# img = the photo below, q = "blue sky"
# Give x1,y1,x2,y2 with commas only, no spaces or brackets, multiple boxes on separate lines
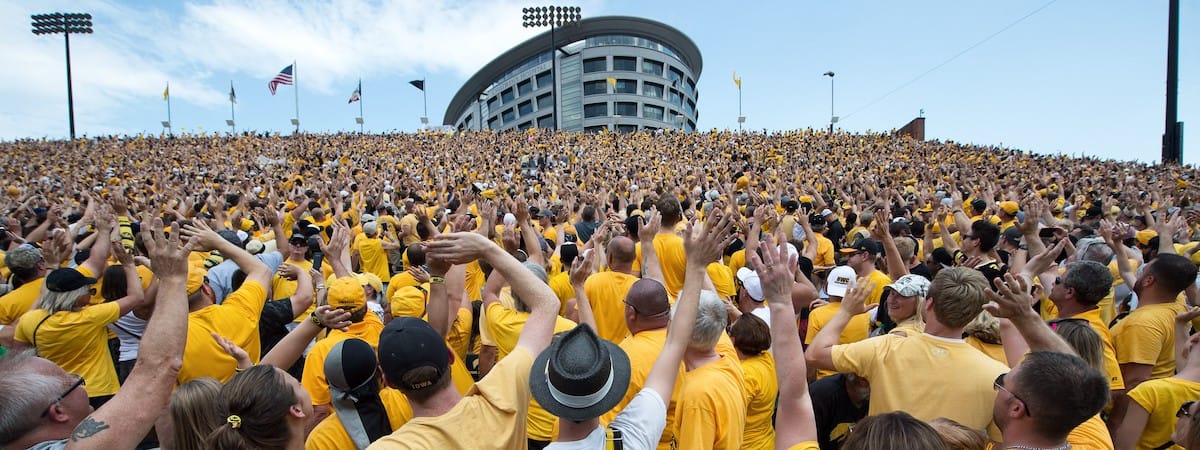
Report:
1,0,1195,164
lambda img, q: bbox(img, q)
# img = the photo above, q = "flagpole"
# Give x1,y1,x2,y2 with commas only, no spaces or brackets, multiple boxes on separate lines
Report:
422,78,428,120
737,84,742,132
293,60,300,133
358,79,364,134
230,81,236,135
166,82,172,136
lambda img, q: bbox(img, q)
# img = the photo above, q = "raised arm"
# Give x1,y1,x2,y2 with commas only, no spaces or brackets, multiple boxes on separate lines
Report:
804,278,876,371
425,232,560,355
644,209,734,401
985,273,1074,355
753,228,818,448
110,243,146,317
637,210,666,285
567,256,598,331
181,220,271,286
65,219,190,450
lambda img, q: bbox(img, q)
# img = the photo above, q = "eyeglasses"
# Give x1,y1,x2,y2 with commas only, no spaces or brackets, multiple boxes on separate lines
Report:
1180,401,1196,418
994,373,1031,417
1048,317,1088,332
1054,277,1063,285
41,373,85,417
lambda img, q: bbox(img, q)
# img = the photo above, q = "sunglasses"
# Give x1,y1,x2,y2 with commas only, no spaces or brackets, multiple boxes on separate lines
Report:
962,234,977,240
1180,401,1196,418
42,373,85,417
994,373,1031,417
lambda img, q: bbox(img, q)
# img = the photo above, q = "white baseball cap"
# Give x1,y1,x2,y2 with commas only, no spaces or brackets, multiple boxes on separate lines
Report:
735,267,764,302
826,265,858,298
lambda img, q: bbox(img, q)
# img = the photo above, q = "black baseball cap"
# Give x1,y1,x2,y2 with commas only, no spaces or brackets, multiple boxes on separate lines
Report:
45,268,97,293
378,317,449,390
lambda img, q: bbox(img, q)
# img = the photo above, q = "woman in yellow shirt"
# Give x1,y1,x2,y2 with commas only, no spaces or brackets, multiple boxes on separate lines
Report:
730,314,777,450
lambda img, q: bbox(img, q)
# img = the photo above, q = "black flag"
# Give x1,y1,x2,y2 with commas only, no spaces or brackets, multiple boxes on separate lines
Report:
409,79,425,91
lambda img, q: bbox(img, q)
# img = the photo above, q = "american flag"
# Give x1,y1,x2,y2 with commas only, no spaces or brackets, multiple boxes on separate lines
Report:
268,64,293,95
348,81,361,104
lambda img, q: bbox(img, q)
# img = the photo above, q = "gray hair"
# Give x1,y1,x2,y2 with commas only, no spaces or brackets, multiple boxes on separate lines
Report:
1078,240,1115,265
1062,261,1114,306
34,285,89,315
686,290,728,350
0,351,63,444
511,261,550,313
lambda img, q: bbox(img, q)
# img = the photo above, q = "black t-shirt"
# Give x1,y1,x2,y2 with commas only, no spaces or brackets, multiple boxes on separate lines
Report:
910,263,933,281
573,221,601,244
810,374,870,450
826,220,846,252
258,299,302,377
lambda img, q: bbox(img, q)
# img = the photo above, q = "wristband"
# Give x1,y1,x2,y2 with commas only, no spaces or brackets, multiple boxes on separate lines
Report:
310,311,327,329
316,284,326,290
430,276,446,285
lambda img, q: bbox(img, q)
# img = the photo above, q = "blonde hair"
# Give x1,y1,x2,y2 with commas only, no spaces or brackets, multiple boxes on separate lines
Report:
929,417,988,450
928,268,989,328
170,378,222,450
34,285,89,314
963,311,1002,345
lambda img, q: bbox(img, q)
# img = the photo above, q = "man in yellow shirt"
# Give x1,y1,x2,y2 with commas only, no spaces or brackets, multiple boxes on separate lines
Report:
1046,261,1125,396
175,221,271,385
1111,253,1197,430
303,276,385,427
810,216,836,267
676,289,749,450
0,245,53,347
1113,324,1200,450
806,268,1008,432
353,221,400,284
369,231,562,450
584,236,640,343
839,239,892,306
632,196,688,297
805,265,868,379
306,338,413,449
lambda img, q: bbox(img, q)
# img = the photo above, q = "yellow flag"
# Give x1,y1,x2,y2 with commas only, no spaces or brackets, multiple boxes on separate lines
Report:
606,77,616,87
163,83,169,101
733,71,741,90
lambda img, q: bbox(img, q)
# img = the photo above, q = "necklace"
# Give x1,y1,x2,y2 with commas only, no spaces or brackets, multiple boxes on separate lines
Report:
1005,444,1070,450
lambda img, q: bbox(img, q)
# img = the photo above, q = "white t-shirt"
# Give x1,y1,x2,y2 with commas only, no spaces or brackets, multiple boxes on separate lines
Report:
545,389,667,450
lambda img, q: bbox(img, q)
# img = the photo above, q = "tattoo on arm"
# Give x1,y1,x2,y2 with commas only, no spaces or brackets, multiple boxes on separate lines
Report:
70,417,110,442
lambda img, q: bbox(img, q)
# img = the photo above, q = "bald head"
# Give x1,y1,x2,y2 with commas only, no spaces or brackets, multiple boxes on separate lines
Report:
607,236,636,267
625,279,670,333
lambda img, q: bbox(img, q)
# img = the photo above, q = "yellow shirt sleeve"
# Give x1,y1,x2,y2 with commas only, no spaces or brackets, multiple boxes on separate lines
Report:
1113,321,1168,366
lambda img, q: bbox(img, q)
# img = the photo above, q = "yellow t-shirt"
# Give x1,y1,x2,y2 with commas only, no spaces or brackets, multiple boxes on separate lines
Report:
813,234,835,267
832,333,1008,431
303,313,386,407
305,388,413,450
806,302,871,379
726,249,747,277
399,214,421,246
864,270,891,306
547,271,575,316
14,302,122,396
1065,308,1125,391
631,233,687,297
445,307,474,359
602,328,682,450
787,442,820,450
1066,415,1114,450
464,261,485,302
366,347,535,450
1127,377,1200,450
482,301,576,442
708,263,736,301
583,270,640,343
676,355,748,450
355,237,391,281
177,281,269,384
1112,302,1187,380
964,336,1009,367
740,352,778,450
0,278,45,325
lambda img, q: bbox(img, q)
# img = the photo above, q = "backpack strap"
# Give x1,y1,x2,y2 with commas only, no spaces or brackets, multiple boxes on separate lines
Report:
31,312,55,354
605,426,624,450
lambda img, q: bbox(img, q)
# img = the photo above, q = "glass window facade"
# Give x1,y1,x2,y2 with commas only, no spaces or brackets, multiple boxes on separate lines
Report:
583,35,684,62
583,57,607,73
518,100,533,116
536,71,553,89
643,104,664,120
641,59,663,76
614,102,637,116
643,82,664,99
501,88,515,104
502,108,515,123
537,115,554,128
537,93,553,109
583,80,607,96
613,56,637,71
615,79,637,94
583,103,608,118
517,80,532,96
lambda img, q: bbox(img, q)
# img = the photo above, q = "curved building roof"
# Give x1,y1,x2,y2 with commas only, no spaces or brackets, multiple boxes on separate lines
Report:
443,15,702,125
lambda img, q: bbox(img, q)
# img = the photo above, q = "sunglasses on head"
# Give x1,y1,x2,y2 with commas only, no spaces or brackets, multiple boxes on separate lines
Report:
1180,401,1196,418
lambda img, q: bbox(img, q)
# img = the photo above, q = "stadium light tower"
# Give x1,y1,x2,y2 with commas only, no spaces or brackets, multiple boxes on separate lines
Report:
523,5,582,131
32,12,93,142
823,71,836,134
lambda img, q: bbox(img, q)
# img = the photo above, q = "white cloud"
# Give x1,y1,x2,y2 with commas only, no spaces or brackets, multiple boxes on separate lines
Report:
0,0,544,139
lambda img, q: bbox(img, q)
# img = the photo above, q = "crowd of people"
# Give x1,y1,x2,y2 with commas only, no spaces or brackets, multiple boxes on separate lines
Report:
0,127,1199,450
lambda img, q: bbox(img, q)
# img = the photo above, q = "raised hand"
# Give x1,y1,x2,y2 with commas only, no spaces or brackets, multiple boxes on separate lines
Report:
638,209,661,244
983,273,1037,320
748,237,797,303
684,209,736,266
140,218,193,281
424,232,500,265
839,278,876,316
569,254,594,287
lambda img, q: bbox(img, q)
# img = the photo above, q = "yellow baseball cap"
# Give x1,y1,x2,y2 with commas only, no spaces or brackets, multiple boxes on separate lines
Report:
328,276,366,310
